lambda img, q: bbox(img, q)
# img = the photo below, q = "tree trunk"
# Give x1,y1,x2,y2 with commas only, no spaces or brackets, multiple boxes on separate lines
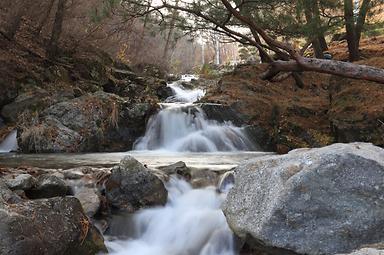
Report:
261,58,384,84
355,0,371,46
318,35,328,51
163,0,179,65
344,0,360,61
47,0,66,59
36,0,56,35
303,0,324,58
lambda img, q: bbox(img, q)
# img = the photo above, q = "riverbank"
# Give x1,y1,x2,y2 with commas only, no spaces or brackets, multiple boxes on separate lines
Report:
203,37,384,153
0,22,172,153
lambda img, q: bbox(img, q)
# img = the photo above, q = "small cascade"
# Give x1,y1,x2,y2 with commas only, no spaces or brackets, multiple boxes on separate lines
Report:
0,130,18,153
165,82,205,103
134,81,255,152
106,176,235,255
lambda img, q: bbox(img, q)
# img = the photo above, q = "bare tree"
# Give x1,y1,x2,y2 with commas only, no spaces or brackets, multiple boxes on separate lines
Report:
344,0,372,61
47,0,66,59
119,0,384,84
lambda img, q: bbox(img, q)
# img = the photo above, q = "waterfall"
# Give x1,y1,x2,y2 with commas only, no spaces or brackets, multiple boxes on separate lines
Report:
165,82,205,103
106,176,236,255
0,130,18,153
134,81,254,152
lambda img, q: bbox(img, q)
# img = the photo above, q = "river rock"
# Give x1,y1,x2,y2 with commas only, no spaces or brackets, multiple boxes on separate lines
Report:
18,91,157,153
5,174,36,191
158,161,191,180
26,174,68,199
0,179,21,204
105,156,167,212
199,103,246,127
75,188,101,217
63,169,85,180
0,195,107,255
223,143,384,255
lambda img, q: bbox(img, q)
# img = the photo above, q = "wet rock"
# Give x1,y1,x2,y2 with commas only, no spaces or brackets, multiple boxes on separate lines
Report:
0,196,107,255
189,168,219,188
156,85,173,100
158,161,191,180
217,171,235,193
5,174,36,191
199,103,246,126
63,169,85,180
105,156,167,212
75,188,100,217
223,143,384,255
26,174,67,199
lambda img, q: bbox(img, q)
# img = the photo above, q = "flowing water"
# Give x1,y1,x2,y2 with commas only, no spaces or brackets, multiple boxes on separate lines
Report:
104,80,260,255
134,82,254,152
106,176,235,255
0,79,268,255
0,130,18,153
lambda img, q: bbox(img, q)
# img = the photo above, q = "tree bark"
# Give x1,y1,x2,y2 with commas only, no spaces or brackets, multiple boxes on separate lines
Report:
47,0,66,60
163,0,179,64
303,0,325,58
355,0,371,46
261,58,384,84
344,0,360,61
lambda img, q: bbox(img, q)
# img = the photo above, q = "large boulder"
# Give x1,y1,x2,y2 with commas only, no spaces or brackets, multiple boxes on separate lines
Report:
0,191,107,255
223,143,384,255
18,91,157,152
105,156,167,212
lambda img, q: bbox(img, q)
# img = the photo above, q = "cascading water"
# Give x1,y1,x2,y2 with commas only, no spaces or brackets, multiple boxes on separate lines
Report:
0,130,18,153
165,82,205,103
105,78,253,255
106,176,236,255
134,81,254,152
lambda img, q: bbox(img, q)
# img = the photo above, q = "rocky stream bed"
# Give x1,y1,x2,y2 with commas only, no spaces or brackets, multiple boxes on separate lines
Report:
0,142,383,255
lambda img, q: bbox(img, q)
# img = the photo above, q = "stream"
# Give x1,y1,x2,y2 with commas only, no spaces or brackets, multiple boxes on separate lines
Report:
0,79,268,255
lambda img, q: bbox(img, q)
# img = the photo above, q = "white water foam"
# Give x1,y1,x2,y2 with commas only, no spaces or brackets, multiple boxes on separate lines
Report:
134,105,253,152
166,82,205,103
106,177,235,255
134,82,254,152
0,130,18,153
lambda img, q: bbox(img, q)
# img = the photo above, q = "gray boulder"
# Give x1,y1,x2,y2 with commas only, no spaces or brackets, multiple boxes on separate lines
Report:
223,143,384,255
26,174,68,199
0,194,107,255
158,161,191,180
338,248,384,255
0,179,21,204
106,156,167,212
18,91,157,153
75,188,101,217
5,174,36,191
